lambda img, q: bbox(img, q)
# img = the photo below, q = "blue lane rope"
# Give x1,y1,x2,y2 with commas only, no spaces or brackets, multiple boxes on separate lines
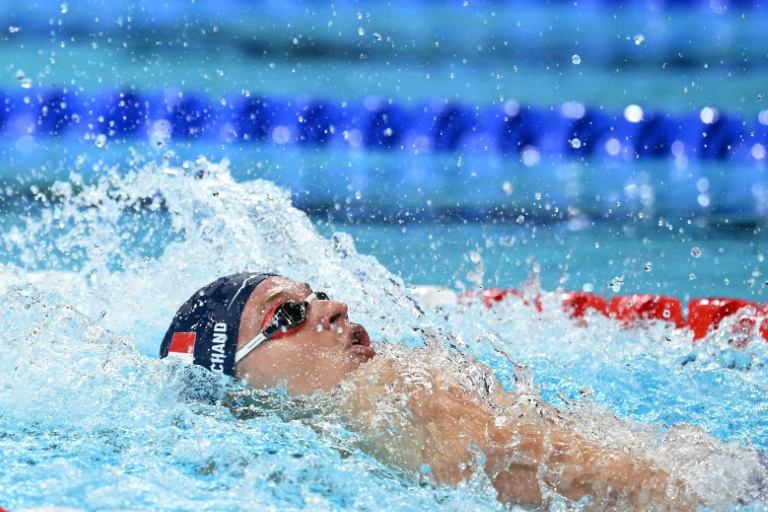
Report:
2,88,767,162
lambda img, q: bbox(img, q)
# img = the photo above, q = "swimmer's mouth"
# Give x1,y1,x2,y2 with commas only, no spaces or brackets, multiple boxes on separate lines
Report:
348,323,375,357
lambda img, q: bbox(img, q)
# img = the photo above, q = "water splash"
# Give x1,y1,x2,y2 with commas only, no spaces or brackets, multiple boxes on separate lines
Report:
1,157,434,356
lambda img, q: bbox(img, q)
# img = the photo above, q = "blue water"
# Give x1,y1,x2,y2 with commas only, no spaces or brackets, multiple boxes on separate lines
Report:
1,1,768,510
0,163,766,511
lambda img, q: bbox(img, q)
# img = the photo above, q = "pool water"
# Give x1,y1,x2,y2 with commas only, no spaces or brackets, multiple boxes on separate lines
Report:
319,217,767,301
2,1,768,510
0,162,767,511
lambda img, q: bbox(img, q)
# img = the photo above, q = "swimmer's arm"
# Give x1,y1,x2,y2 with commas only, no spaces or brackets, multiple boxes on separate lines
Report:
400,370,699,510
482,406,700,510
344,358,699,509
422,366,699,508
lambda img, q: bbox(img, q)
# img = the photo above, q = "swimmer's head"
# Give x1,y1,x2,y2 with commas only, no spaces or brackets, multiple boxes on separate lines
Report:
161,273,374,394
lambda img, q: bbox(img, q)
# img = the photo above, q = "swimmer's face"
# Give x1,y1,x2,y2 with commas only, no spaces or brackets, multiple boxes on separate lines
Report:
235,276,374,395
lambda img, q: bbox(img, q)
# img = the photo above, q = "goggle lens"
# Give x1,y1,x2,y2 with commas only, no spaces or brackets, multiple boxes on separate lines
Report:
263,292,330,338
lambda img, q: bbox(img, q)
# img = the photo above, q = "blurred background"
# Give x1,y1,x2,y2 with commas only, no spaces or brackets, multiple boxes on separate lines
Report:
0,0,766,300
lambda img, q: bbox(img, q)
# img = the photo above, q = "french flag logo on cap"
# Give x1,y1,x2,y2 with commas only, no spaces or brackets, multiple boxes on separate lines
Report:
168,332,196,364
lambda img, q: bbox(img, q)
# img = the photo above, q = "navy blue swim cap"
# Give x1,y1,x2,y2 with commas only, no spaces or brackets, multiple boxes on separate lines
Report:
160,272,274,376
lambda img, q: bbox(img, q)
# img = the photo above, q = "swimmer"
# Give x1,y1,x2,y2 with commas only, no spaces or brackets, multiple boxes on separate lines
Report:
160,272,709,510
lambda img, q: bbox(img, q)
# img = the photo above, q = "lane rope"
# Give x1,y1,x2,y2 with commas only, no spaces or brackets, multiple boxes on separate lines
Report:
414,286,768,343
2,89,767,162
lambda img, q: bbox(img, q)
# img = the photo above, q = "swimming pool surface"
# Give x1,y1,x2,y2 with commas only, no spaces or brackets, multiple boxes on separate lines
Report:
1,1,768,511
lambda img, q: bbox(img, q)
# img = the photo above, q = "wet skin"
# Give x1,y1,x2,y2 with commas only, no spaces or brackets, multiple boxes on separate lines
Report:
235,276,375,395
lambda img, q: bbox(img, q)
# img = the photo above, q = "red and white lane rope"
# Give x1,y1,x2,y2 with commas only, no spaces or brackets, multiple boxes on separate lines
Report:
413,286,768,343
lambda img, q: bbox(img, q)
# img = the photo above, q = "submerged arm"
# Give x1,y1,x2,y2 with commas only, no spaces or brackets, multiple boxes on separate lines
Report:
482,401,698,509
374,361,698,509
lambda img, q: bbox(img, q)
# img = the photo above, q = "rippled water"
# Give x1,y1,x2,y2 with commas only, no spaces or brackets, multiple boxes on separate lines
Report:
0,158,766,510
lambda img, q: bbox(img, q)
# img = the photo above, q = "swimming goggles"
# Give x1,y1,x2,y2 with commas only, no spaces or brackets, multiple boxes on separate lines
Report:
234,291,329,363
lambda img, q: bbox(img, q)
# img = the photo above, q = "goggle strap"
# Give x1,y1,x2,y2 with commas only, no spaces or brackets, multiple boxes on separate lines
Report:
234,332,268,363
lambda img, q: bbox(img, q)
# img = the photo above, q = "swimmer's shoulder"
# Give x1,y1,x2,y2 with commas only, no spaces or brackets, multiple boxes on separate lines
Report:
359,348,515,408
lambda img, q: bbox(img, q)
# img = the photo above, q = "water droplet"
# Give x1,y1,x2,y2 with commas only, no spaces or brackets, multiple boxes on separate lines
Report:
354,191,361,200
644,262,653,271
691,247,702,258
60,3,68,14
663,309,670,318
609,276,624,293
534,192,542,200
94,134,107,148
501,181,513,195
570,138,582,149
15,70,32,89
634,34,645,45
571,54,581,65
689,273,696,280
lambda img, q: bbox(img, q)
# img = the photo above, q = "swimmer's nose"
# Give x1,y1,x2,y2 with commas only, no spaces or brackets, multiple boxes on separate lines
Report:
309,299,349,332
